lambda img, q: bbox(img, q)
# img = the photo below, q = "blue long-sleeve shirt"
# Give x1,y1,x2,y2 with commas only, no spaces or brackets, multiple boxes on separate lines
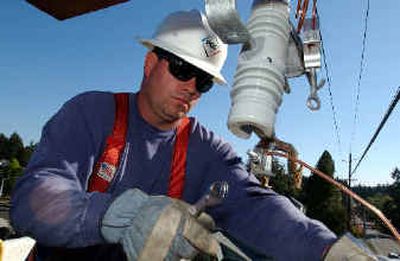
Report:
11,91,336,260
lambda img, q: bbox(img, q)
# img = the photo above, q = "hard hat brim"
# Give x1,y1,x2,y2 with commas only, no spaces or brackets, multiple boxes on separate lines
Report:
139,39,227,85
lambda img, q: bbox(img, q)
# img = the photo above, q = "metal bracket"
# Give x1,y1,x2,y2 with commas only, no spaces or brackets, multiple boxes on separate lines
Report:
204,0,251,44
302,17,325,110
247,147,274,179
303,18,321,69
285,22,305,79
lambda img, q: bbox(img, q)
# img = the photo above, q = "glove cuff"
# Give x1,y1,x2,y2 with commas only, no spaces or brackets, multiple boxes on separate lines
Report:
324,233,377,260
101,188,149,243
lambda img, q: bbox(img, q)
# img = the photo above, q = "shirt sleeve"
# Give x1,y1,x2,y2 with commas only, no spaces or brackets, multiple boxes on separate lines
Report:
203,136,337,260
10,92,114,247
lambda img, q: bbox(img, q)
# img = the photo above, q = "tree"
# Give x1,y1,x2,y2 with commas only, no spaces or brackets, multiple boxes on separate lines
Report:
270,159,300,199
391,167,400,183
8,132,25,163
20,142,36,166
387,167,400,231
365,193,394,233
0,158,23,196
0,134,8,159
0,132,36,167
0,132,37,197
303,150,346,234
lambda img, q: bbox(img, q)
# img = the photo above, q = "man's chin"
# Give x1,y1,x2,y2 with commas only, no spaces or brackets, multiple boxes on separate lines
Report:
176,112,188,120
164,111,187,123
165,106,189,121
175,107,189,118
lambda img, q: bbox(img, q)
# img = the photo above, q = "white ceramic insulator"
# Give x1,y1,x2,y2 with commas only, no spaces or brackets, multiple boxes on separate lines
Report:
228,1,290,139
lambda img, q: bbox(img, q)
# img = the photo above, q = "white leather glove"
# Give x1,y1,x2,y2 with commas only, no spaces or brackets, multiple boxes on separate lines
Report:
101,189,222,261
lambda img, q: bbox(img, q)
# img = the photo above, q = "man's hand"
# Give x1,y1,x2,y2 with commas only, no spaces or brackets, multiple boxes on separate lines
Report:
324,233,377,261
101,189,222,261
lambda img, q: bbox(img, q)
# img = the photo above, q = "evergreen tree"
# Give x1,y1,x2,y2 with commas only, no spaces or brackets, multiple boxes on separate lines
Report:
8,132,25,163
20,142,36,166
391,167,400,183
0,134,8,159
365,193,394,234
304,150,346,234
0,158,23,196
387,167,400,231
0,132,37,196
0,132,36,167
270,159,300,199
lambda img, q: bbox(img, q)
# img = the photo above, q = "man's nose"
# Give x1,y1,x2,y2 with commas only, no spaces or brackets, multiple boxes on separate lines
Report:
180,78,200,97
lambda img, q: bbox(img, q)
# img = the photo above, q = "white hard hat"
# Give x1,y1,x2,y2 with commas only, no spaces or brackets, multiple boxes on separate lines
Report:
139,10,228,85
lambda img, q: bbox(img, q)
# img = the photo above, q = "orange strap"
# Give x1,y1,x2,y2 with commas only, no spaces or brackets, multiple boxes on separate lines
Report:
88,93,129,192
167,117,191,199
88,93,191,198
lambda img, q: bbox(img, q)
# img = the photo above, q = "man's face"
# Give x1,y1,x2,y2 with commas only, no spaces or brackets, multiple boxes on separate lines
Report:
138,51,202,129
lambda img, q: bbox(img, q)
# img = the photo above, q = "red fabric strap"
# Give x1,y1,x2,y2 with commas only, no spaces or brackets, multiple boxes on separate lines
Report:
88,93,129,192
167,117,191,199
88,93,190,196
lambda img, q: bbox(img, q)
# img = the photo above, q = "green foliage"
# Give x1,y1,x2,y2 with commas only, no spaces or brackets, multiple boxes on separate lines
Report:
19,142,36,166
367,193,393,209
0,132,37,197
387,168,400,231
352,184,390,198
351,180,400,235
363,194,394,233
303,150,347,235
0,132,36,167
269,159,300,199
8,133,24,160
0,134,9,159
391,167,400,183
1,158,23,196
269,154,400,235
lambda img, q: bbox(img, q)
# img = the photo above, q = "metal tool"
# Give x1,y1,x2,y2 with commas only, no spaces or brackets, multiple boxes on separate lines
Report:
189,181,229,217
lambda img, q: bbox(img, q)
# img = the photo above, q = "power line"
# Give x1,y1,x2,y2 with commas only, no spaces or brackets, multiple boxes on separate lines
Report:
350,0,371,152
351,86,400,175
316,9,342,154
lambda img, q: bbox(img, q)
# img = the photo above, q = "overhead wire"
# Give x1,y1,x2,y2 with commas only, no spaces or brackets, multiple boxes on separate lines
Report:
351,86,400,175
350,0,371,153
316,8,343,155
266,150,400,243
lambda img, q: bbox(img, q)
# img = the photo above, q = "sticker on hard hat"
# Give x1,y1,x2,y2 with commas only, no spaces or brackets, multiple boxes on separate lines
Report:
202,35,221,58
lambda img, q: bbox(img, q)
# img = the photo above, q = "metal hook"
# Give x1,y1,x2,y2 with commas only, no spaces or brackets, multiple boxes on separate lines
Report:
306,68,325,111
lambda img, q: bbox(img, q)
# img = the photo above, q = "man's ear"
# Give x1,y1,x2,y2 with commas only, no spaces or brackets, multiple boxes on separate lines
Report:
144,51,158,78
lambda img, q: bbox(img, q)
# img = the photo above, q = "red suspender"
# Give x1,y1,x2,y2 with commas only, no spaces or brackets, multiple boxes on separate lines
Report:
168,117,191,199
88,93,129,192
87,93,191,197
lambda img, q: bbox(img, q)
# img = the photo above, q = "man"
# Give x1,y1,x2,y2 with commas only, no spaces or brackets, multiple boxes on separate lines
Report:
11,10,338,260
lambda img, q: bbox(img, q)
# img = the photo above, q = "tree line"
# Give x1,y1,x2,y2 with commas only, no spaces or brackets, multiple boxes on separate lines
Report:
0,132,36,196
266,150,400,237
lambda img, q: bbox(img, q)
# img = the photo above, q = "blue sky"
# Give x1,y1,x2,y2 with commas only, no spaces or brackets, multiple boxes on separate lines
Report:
1,1,399,186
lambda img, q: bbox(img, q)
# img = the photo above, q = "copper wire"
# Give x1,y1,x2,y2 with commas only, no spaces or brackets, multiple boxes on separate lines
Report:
266,150,400,243
297,0,309,32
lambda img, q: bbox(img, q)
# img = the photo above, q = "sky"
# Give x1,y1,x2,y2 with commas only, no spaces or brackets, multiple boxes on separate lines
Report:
1,0,399,186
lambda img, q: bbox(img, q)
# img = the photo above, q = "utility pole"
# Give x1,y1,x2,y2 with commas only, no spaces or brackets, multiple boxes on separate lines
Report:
347,153,353,230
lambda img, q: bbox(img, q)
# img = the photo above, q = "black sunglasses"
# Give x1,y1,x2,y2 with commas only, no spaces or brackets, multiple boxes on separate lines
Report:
153,47,214,93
